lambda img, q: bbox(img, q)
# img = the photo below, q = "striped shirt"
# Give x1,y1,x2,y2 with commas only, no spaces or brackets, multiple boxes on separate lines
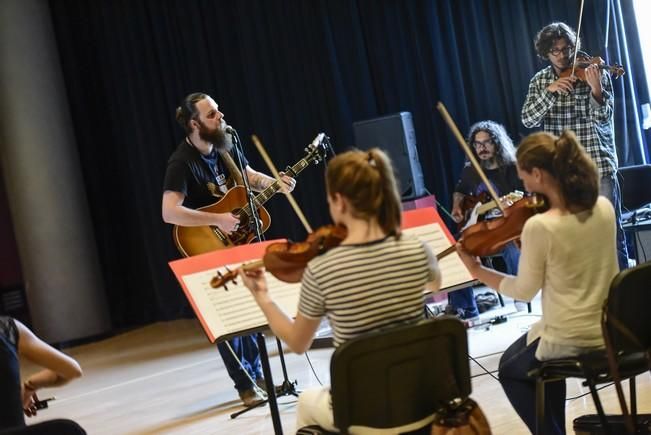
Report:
521,66,617,177
298,234,439,347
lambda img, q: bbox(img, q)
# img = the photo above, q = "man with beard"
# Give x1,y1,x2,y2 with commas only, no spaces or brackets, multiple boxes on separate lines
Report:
522,22,628,271
162,92,295,406
450,121,523,319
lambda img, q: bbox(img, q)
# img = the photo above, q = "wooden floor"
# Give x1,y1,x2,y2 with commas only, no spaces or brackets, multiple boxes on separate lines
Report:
21,298,651,435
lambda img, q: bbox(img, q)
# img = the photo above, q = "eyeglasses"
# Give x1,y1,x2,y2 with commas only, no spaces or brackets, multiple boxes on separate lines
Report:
472,139,494,148
549,45,573,56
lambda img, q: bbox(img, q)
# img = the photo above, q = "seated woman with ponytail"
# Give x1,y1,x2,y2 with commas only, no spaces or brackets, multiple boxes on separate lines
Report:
456,130,619,435
240,148,441,432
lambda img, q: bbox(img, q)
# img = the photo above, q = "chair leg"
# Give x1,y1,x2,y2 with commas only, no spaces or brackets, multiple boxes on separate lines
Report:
586,379,611,435
535,378,545,435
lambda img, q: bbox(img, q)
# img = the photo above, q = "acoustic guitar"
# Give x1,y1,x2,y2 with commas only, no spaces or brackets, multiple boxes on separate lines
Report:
173,133,331,257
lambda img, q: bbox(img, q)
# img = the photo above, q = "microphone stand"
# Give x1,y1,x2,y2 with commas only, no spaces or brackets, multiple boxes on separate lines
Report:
228,128,298,435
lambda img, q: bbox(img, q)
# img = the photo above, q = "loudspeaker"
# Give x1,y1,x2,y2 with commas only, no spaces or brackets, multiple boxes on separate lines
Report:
353,112,426,199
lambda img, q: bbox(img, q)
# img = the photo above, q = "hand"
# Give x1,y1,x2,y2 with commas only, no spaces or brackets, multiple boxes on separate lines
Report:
215,213,241,234
239,268,269,299
584,64,603,98
22,384,38,417
278,172,296,194
547,76,576,95
451,206,464,224
455,242,481,272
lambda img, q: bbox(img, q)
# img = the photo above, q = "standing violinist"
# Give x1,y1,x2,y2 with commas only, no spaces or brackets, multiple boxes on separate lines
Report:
456,130,619,435
239,148,441,432
522,22,628,271
449,121,523,319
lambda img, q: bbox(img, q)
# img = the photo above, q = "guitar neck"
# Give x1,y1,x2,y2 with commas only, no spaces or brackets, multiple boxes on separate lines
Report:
476,199,498,216
241,157,312,218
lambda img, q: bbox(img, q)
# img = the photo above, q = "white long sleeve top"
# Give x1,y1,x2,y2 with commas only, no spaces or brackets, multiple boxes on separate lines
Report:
499,196,619,357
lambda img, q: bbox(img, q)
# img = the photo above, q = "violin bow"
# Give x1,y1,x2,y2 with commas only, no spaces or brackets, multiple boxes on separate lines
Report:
570,0,586,78
251,134,314,233
436,102,505,214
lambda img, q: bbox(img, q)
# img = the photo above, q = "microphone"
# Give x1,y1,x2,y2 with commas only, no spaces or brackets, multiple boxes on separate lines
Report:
225,125,237,135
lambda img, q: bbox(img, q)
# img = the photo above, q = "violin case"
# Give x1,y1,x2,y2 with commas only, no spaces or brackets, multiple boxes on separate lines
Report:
573,413,651,434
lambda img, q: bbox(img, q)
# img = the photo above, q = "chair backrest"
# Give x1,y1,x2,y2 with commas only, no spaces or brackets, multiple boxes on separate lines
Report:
605,261,651,352
619,165,651,211
330,317,470,433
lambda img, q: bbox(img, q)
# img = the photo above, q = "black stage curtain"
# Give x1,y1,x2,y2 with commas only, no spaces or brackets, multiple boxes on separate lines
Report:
47,0,649,328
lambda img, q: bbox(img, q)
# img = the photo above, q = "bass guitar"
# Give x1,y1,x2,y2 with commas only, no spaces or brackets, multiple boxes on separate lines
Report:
460,191,524,231
173,133,331,257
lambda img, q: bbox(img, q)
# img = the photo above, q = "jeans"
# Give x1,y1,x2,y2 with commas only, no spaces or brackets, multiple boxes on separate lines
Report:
216,334,262,392
600,173,629,271
448,287,479,318
499,335,567,435
501,241,521,274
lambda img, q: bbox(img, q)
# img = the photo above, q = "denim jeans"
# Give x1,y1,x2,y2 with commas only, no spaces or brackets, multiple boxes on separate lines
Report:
600,173,629,271
216,334,262,392
501,241,520,274
448,287,479,318
498,335,566,435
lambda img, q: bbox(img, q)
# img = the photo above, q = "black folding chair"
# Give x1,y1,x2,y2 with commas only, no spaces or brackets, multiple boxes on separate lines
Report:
297,317,471,434
528,262,651,435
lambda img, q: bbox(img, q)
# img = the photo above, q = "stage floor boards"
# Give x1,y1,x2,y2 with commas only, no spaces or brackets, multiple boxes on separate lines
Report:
21,297,651,434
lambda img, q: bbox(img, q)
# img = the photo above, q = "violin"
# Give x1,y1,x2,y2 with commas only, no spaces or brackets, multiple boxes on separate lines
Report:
559,53,625,82
210,225,347,289
438,195,546,260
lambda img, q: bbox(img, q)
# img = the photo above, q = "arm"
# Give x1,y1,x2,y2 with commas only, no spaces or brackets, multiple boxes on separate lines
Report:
244,166,296,193
16,321,82,416
451,192,466,223
162,190,239,232
456,245,508,291
521,74,560,128
457,218,548,301
585,67,614,123
240,269,320,354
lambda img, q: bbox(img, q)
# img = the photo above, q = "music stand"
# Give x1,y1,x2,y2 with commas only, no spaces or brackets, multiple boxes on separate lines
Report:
168,208,476,435
227,129,298,429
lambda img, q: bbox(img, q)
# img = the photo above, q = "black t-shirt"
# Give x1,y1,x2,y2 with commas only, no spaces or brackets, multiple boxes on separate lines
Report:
455,162,522,198
454,162,523,219
0,316,24,429
163,140,249,209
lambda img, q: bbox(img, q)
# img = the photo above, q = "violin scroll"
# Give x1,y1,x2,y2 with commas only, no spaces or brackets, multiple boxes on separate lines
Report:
210,266,240,289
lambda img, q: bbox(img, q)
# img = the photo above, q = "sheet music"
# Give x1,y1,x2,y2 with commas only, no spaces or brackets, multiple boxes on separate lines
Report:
403,223,474,290
179,268,302,343
170,207,475,343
